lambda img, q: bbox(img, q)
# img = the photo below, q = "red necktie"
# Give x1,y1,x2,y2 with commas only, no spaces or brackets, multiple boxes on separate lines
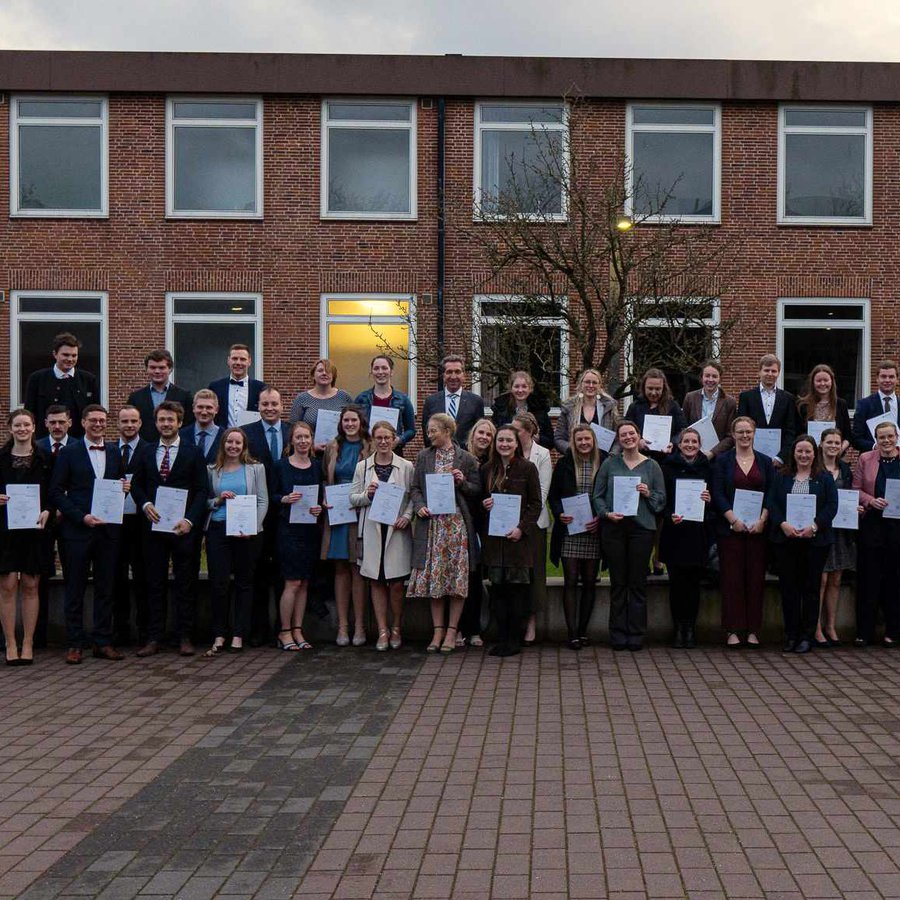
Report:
53,442,61,456
159,445,171,482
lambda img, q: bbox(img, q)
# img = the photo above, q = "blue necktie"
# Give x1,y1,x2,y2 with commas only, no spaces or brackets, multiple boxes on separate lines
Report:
447,394,458,420
269,426,279,459
197,431,207,456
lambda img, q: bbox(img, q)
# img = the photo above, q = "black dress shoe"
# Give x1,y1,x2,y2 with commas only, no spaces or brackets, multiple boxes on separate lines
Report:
673,625,685,649
813,638,830,648
783,639,796,653
684,625,697,649
627,643,643,652
794,639,812,654
567,638,581,651
612,643,628,652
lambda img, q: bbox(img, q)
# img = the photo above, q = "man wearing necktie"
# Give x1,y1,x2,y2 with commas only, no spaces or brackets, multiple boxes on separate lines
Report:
852,360,900,453
208,344,265,428
421,354,485,448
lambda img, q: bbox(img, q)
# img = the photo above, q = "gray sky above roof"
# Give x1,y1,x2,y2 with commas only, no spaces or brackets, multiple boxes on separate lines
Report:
1,0,898,61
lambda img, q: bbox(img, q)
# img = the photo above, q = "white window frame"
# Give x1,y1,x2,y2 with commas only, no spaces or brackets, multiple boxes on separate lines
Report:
165,292,264,382
625,102,721,223
10,95,109,218
776,298,870,413
319,294,417,405
777,105,873,226
320,99,417,221
623,298,720,412
165,96,264,219
472,295,570,415
474,100,569,222
10,290,109,408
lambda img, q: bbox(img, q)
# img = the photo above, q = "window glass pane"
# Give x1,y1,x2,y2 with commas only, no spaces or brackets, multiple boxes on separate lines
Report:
18,100,102,118
633,326,713,404
480,323,562,408
18,125,102,211
327,322,410,397
632,131,714,216
19,321,101,405
480,105,564,124
18,296,102,314
173,296,257,316
174,126,257,212
173,102,257,120
327,102,411,122
328,128,410,214
327,299,410,316
785,109,867,128
783,327,861,407
785,133,865,218
480,128,563,215
782,303,864,321
632,107,715,126
173,322,257,394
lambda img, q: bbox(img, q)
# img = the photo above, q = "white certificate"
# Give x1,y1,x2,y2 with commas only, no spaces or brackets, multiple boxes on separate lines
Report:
867,411,894,440
612,476,641,517
732,488,764,526
642,415,672,452
91,478,125,525
786,493,817,530
806,421,835,446
690,416,720,454
151,486,188,533
590,424,616,453
883,480,900,520
488,493,522,537
753,428,781,459
226,494,258,536
369,481,406,526
675,480,706,523
425,473,456,515
325,483,357,526
289,485,317,524
561,493,594,535
123,473,137,515
5,483,42,530
369,406,400,432
236,410,262,426
834,489,859,531
314,408,341,445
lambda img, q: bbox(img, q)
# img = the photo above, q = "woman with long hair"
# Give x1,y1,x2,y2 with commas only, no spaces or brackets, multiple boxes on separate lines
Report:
553,368,618,454
491,371,554,449
0,409,52,665
625,367,687,455
797,364,852,457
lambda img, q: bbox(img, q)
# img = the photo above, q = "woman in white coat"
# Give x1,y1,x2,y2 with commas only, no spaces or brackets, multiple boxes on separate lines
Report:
350,420,414,650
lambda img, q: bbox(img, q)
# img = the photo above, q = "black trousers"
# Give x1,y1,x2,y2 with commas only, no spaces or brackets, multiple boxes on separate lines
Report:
489,581,525,650
143,528,198,643
207,522,262,639
113,514,148,643
857,523,900,642
459,568,484,638
668,563,704,628
775,542,829,642
602,521,654,648
251,518,282,641
35,530,65,648
63,528,119,648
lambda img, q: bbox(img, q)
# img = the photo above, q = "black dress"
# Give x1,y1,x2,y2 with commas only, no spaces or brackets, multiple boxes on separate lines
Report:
0,447,54,575
273,457,322,581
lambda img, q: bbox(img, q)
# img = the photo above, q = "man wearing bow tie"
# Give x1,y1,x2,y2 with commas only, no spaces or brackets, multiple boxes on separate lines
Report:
208,344,264,428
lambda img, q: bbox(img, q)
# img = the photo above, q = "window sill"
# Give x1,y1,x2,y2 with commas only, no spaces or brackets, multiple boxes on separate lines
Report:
777,218,872,228
320,213,418,222
166,212,264,221
11,210,108,219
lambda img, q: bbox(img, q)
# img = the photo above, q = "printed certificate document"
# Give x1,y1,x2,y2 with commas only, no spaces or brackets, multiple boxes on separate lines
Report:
226,495,258,536
674,480,706,523
325,483,357,526
151,486,188,533
5,483,41,530
289,486,317,524
91,478,125,525
561,493,594,535
425,473,456,515
314,409,341,445
488,494,522,537
369,481,405,526
612,476,641,517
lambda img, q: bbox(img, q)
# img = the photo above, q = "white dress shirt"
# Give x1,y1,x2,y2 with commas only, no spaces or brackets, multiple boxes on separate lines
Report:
879,391,899,423
228,379,249,427
156,437,181,472
758,384,777,424
84,437,107,479
53,364,75,380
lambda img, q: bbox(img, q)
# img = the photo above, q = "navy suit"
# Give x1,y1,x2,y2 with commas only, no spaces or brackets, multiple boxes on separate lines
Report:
49,440,124,648
179,423,222,465
208,377,265,428
127,384,194,441
851,392,898,453
421,390,485,447
737,387,798,462
25,368,99,439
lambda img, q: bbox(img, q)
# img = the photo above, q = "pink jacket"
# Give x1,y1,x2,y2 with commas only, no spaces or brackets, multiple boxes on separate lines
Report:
852,450,882,512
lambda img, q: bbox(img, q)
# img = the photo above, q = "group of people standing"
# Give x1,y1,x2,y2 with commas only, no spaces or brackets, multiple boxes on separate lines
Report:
0,333,897,665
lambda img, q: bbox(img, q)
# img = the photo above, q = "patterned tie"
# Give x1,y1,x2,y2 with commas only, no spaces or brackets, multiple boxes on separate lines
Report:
886,396,893,414
52,442,61,456
121,443,131,467
159,445,171,482
197,431,207,456
269,426,279,460
448,394,458,420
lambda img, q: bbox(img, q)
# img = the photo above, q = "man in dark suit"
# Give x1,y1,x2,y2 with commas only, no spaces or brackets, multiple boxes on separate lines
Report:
25,332,100,439
112,405,149,646
208,343,264,428
243,386,292,645
852,359,900,453
421,354,485,447
681,360,737,458
130,401,209,658
179,389,223,463
127,349,194,441
737,354,798,465
48,404,125,665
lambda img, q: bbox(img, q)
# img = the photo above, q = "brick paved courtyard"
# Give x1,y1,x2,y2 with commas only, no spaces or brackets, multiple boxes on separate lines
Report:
2,644,900,899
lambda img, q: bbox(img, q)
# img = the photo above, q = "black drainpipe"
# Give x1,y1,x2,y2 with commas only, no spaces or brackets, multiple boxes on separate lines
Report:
436,96,446,372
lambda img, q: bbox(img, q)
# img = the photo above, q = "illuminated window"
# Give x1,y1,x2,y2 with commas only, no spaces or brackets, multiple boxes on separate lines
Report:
321,296,415,400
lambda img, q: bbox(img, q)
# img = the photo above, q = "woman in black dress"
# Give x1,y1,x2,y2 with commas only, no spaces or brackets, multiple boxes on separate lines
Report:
0,409,53,665
273,421,323,650
491,371,554,450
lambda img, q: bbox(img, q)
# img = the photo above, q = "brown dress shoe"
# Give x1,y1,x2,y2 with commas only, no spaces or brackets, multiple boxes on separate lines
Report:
65,647,83,665
92,645,125,661
179,639,196,657
135,641,160,657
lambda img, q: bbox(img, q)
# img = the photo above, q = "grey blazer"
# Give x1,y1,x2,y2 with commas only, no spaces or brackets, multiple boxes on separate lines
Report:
205,462,269,531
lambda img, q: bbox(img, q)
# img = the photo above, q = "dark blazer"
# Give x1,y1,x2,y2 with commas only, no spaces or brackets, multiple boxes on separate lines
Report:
179,423,222,465
421,390,485,447
737,387,798,461
659,451,714,567
25,368,99,439
547,449,605,565
491,392,554,450
36,435,73,456
851,393,897,452
479,457,542,569
126,384,194,441
681,389,737,457
208,376,265,428
797,397,852,450
243,419,293,471
767,471,838,546
625,397,687,450
710,449,775,536
0,445,53,531
129,441,209,529
116,437,150,475
49,440,124,540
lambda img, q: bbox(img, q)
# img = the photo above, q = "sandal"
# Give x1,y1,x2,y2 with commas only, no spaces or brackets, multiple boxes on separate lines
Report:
291,625,312,650
440,626,458,654
427,626,445,653
204,641,226,658
468,634,483,648
277,629,300,651
376,629,390,652
389,626,402,650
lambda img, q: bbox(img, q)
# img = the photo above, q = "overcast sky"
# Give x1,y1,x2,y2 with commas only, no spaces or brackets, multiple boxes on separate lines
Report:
1,0,899,61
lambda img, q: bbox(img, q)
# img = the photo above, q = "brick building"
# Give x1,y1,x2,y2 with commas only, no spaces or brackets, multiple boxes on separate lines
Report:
0,51,896,430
